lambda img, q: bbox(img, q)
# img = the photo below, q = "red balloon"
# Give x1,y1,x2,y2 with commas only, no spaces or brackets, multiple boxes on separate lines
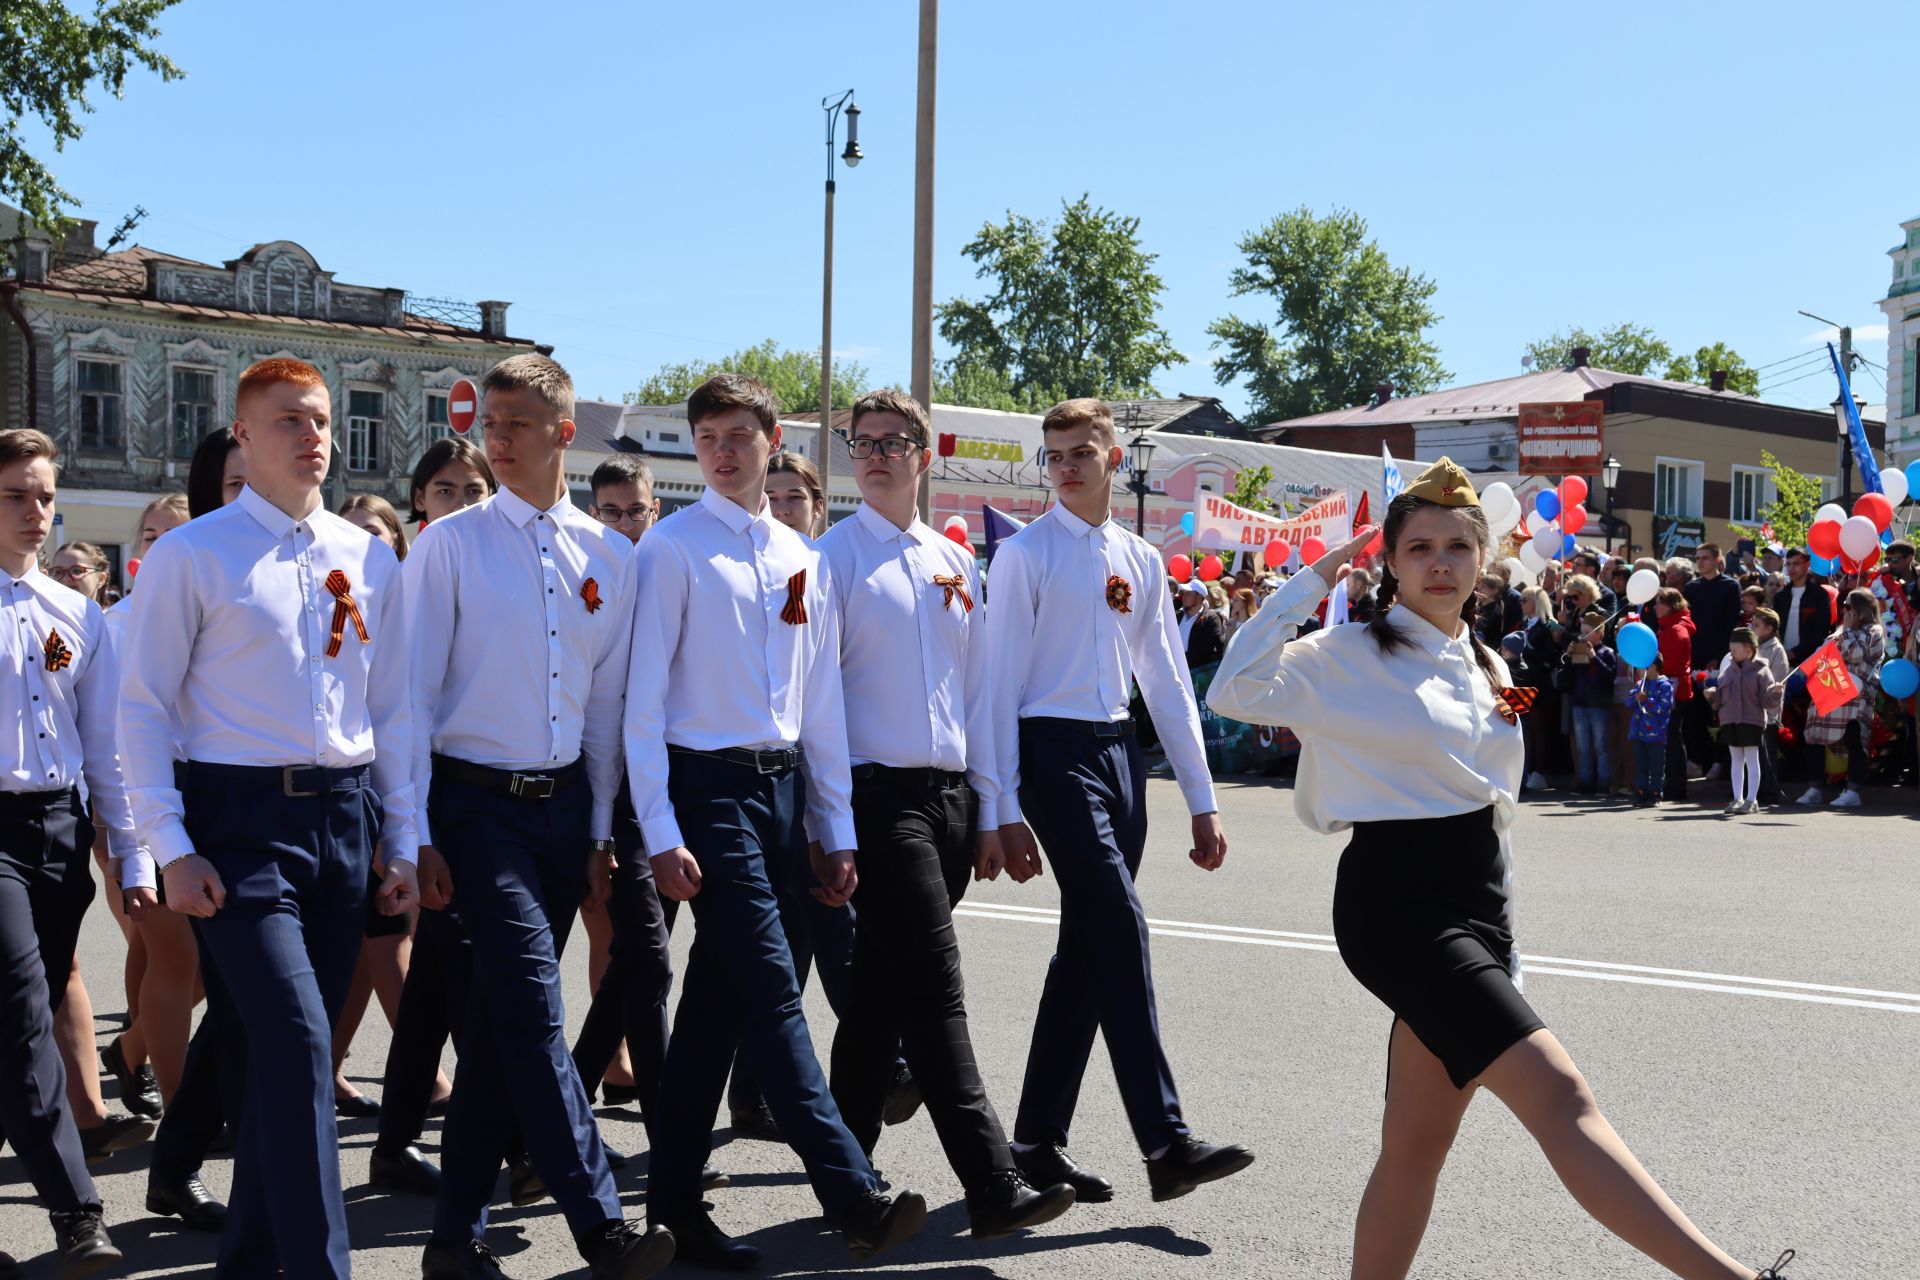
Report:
1300,537,1328,563
126,557,141,581
962,541,976,558
1559,475,1588,508
1808,519,1843,560
1854,492,1894,533
1196,554,1224,582
1561,504,1588,535
1262,539,1291,567
944,524,969,545
1168,553,1193,583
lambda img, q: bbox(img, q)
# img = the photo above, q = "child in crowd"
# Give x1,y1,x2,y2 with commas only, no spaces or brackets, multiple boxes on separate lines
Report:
1558,606,1619,795
1628,664,1675,807
1751,608,1791,804
1708,626,1782,816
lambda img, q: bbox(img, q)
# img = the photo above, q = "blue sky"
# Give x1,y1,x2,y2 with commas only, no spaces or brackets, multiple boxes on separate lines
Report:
29,0,1912,416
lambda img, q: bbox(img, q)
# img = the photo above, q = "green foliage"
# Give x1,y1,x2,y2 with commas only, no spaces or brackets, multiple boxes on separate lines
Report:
1,0,185,236
936,195,1180,409
1523,323,1673,376
1207,206,1448,425
1663,342,1760,396
1226,463,1277,514
624,339,868,414
1728,451,1825,548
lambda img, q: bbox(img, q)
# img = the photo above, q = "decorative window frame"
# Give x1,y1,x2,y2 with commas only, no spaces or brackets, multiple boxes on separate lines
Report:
69,328,134,458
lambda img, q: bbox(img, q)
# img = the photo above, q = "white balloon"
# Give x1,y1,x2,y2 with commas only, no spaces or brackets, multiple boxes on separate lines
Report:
1518,542,1547,573
1488,504,1520,537
1530,526,1562,560
1814,503,1846,527
1626,567,1661,606
1503,555,1533,588
1883,469,1910,507
943,515,968,534
1480,482,1516,521
1840,515,1879,560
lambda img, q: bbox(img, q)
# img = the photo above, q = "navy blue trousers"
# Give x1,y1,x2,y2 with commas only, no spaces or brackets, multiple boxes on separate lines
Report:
375,902,470,1154
1012,719,1187,1156
0,788,99,1216
646,751,874,1222
182,762,372,1280
427,770,619,1249
149,926,241,1184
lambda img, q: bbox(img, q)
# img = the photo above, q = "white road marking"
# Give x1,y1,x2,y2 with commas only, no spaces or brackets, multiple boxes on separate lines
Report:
952,902,1920,1015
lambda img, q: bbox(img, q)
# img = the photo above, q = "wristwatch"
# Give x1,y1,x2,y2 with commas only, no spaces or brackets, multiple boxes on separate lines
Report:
589,838,616,855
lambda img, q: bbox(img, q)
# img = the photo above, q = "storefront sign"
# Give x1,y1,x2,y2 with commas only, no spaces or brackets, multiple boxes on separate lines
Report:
1652,515,1707,559
1517,401,1604,475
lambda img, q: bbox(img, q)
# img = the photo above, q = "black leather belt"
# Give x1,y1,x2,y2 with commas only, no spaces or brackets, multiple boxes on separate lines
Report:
431,754,583,800
667,744,805,776
1023,716,1136,739
850,763,967,791
178,760,368,798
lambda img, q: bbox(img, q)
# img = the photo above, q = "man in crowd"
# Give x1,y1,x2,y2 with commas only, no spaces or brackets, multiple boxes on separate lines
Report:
1683,543,1743,778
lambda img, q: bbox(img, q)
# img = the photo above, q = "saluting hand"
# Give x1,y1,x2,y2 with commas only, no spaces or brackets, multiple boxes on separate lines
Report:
997,821,1044,884
973,827,1007,881
415,844,455,911
1190,811,1228,871
652,847,702,901
164,855,226,918
810,845,857,908
1311,526,1381,589
376,859,419,916
123,886,158,922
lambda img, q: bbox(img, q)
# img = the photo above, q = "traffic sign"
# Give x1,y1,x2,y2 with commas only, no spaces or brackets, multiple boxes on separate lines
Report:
448,378,479,435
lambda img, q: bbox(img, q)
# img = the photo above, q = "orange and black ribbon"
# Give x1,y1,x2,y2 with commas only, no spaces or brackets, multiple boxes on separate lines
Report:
324,569,370,658
1105,574,1133,614
581,577,602,614
780,570,808,625
42,627,71,673
932,573,973,613
1494,686,1538,725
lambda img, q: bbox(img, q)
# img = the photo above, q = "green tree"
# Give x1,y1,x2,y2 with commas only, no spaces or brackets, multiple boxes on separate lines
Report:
1226,463,1277,514
624,339,868,414
1663,342,1760,396
1523,322,1673,376
1207,207,1448,425
936,195,1180,408
1728,450,1824,549
2,0,185,236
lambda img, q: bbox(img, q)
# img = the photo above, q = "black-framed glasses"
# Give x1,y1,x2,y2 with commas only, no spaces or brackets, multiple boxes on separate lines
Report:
594,504,656,525
847,436,917,460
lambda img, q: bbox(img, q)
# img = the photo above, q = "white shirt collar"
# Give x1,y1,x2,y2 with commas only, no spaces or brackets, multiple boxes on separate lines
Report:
699,485,771,535
854,501,927,547
1386,602,1473,657
1052,503,1111,541
236,484,310,540
0,563,39,590
494,485,572,529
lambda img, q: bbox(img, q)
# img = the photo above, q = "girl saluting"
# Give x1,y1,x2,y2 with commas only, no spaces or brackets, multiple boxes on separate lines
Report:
1207,459,1792,1280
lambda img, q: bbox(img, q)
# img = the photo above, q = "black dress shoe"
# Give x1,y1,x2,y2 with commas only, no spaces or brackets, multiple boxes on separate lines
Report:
370,1143,442,1195
50,1209,122,1279
882,1063,923,1127
660,1210,759,1271
1013,1143,1113,1204
335,1090,381,1119
421,1237,509,1279
1145,1136,1255,1202
839,1187,927,1261
146,1173,227,1231
700,1164,730,1191
598,1081,641,1108
79,1113,154,1163
585,1221,675,1279
507,1155,547,1207
1757,1249,1795,1278
728,1101,781,1142
0,1247,17,1280
966,1170,1076,1240
101,1036,163,1119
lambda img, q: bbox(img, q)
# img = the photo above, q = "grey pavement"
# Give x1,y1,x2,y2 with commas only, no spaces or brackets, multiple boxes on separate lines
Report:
4,774,1916,1277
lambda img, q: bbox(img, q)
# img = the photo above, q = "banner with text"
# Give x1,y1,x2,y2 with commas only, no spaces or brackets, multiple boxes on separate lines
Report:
1517,401,1605,475
1193,491,1350,552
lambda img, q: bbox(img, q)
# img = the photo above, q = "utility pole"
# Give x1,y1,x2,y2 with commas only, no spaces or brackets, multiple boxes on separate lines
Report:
1800,309,1860,505
911,0,937,522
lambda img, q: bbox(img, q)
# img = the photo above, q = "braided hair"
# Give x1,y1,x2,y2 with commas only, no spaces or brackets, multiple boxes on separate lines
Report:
1367,490,1507,693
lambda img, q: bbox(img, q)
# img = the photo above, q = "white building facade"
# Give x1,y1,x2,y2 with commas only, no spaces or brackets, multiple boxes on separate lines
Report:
1879,214,1920,469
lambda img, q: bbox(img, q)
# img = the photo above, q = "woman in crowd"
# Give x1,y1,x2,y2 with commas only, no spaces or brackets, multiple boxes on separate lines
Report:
1797,588,1883,809
1651,588,1696,802
766,449,827,538
409,436,495,526
1228,587,1257,637
185,426,247,517
1207,459,1793,1280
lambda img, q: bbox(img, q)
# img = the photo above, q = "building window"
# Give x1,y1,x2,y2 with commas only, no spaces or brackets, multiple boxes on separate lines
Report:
76,359,124,451
425,391,452,444
347,388,385,472
1654,458,1703,517
1730,465,1773,524
170,367,217,459
658,430,680,443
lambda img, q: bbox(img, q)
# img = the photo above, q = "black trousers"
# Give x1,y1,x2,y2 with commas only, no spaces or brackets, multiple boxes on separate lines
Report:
1805,721,1869,789
0,787,99,1215
1662,708,1691,800
150,927,242,1184
374,902,471,1154
829,768,1012,1192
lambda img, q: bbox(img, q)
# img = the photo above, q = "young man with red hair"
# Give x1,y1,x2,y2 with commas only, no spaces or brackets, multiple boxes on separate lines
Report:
121,357,419,1279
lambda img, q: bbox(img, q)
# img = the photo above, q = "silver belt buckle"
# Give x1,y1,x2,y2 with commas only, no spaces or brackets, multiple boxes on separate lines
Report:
756,752,785,775
509,773,556,799
282,766,320,798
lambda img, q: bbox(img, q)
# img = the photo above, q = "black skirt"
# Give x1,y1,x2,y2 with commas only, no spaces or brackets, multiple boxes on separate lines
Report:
1332,807,1544,1089
1719,722,1763,747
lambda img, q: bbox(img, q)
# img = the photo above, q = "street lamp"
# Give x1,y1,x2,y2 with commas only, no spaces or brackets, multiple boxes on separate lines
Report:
1600,454,1622,555
818,89,861,519
1832,393,1863,506
1126,430,1157,534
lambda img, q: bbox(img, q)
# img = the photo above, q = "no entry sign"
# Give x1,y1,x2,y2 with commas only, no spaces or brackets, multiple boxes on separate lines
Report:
448,378,479,434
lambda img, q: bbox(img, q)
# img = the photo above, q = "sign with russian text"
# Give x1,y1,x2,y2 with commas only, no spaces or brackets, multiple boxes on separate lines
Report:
1517,401,1604,475
1193,491,1349,551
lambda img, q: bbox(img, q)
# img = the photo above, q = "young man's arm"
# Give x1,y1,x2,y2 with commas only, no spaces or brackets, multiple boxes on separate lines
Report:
402,524,459,852
365,549,419,914
1131,547,1226,870
76,601,146,903
623,534,696,897
958,554,1003,879
583,543,638,845
797,555,858,907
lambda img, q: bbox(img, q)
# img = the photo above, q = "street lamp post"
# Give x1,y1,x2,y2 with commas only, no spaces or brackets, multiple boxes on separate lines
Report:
1127,431,1157,535
818,90,862,520
1601,453,1622,554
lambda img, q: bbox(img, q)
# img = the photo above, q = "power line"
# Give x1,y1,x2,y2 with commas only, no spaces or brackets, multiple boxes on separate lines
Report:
1759,366,1832,394
1752,349,1828,373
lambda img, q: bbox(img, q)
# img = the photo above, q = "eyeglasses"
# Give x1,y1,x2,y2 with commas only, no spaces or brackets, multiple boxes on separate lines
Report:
594,505,656,525
846,436,918,460
49,565,101,581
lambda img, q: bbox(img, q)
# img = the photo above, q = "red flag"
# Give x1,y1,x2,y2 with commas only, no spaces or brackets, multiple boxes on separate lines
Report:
1799,639,1860,717
1352,490,1369,533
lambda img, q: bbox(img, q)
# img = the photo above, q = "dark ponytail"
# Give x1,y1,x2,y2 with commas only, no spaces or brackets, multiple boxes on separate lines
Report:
1367,491,1508,692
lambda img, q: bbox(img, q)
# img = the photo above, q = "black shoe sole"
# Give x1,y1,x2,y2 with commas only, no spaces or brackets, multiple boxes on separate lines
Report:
599,1230,676,1280
700,1168,731,1191
1149,1149,1256,1202
81,1119,154,1163
55,1246,123,1280
728,1114,782,1143
971,1185,1077,1240
846,1191,927,1262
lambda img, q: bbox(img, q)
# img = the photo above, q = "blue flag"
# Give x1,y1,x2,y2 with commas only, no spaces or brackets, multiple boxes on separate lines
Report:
981,505,1026,564
1830,342,1882,495
1383,441,1405,505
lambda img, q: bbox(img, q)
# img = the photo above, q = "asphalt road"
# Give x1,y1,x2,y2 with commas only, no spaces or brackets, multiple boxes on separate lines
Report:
5,774,1916,1278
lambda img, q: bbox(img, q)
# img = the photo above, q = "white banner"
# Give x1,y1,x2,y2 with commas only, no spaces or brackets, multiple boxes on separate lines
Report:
1193,491,1349,551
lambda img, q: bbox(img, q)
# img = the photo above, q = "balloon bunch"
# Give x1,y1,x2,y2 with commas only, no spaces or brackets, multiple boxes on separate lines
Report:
1168,552,1226,584
1484,476,1590,587
1805,482,1903,577
942,515,975,557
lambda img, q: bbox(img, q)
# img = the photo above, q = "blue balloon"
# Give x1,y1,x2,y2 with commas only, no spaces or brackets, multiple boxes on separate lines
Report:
1882,659,1920,700
1534,490,1561,521
1811,552,1840,575
1906,460,1920,500
1562,533,1577,558
1884,528,1895,547
1616,621,1659,670
1180,511,1195,536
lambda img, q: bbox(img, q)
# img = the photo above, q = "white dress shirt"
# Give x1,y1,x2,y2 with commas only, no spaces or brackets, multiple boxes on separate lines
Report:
119,485,417,874
817,503,997,811
1785,585,1805,651
406,488,635,845
0,567,142,877
982,504,1216,826
624,487,856,856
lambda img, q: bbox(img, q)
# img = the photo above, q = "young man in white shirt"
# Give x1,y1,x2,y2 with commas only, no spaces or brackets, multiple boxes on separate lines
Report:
626,373,925,1268
817,389,1078,1240
986,397,1254,1204
0,428,148,1274
120,359,420,1279
406,355,670,1280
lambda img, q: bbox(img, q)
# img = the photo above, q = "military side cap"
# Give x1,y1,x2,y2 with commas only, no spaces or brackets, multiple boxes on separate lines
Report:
1402,457,1479,507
